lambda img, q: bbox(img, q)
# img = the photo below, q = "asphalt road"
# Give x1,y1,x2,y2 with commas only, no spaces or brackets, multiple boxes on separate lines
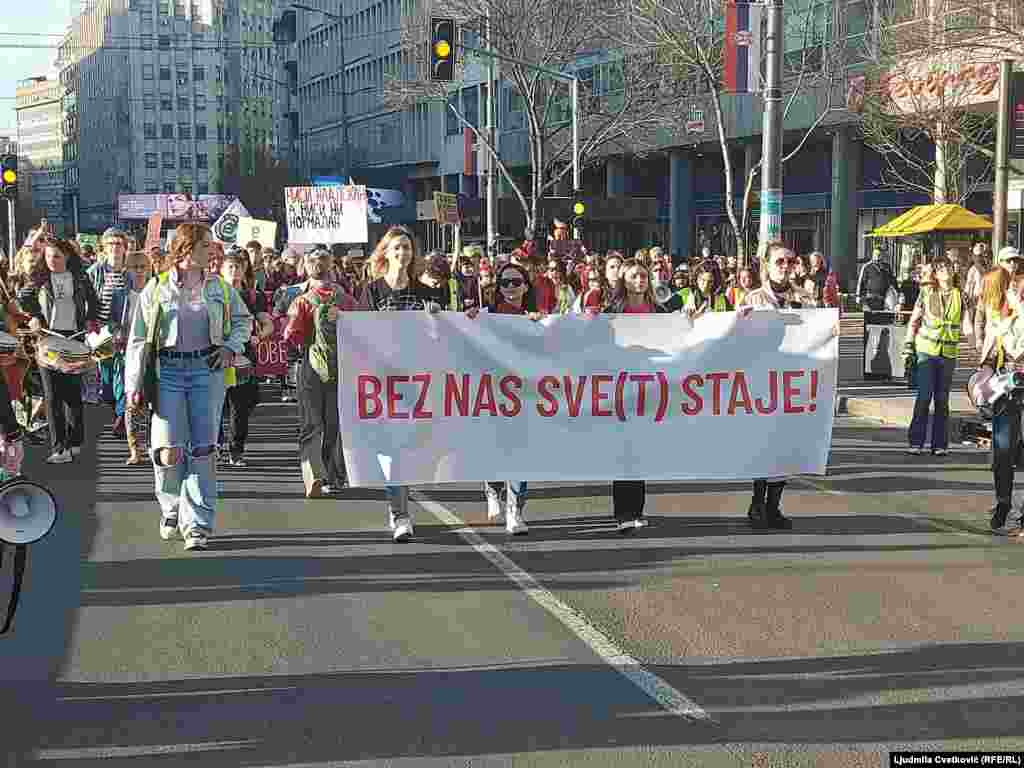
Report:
4,397,1024,767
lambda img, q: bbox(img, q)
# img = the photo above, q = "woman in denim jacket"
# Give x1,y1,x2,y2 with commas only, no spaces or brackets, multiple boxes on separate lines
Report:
124,223,252,552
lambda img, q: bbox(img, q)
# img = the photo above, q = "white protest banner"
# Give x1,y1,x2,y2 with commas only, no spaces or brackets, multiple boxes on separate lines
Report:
285,185,368,244
236,217,277,249
211,199,251,245
338,310,839,486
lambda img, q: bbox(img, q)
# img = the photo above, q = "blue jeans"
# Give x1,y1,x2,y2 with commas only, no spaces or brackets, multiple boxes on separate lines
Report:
485,481,529,511
99,355,125,417
385,486,410,521
993,398,1022,506
908,353,956,450
150,355,226,533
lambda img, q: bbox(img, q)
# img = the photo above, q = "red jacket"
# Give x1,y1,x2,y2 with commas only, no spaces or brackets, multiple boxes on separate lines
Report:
533,274,557,314
284,283,357,348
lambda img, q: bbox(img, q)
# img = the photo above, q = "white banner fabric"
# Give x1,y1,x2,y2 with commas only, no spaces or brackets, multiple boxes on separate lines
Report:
337,310,839,486
236,217,277,249
285,185,368,244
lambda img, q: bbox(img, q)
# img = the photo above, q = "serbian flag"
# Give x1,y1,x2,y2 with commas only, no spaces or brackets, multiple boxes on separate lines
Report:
724,1,763,93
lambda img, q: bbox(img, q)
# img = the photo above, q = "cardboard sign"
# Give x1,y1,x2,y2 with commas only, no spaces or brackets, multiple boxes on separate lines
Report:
254,315,289,377
145,213,163,251
285,185,368,244
433,192,461,225
236,217,277,249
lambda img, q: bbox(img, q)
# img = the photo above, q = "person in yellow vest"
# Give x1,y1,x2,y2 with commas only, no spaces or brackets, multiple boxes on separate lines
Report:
903,254,961,456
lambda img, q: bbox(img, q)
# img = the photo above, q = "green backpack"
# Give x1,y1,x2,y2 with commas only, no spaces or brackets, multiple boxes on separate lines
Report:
306,288,342,383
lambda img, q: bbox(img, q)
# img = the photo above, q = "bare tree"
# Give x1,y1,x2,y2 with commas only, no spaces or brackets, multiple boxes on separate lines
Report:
619,0,849,265
383,0,680,237
857,0,1023,202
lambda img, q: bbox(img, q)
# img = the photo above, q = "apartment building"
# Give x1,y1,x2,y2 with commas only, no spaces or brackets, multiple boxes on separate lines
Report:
59,0,278,232
15,77,67,234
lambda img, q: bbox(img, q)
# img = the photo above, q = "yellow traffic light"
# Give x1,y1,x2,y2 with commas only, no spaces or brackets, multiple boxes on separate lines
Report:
433,40,451,59
2,170,15,185
573,202,585,216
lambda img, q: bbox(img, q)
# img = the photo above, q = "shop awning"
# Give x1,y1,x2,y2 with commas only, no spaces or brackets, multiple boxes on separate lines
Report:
868,204,993,237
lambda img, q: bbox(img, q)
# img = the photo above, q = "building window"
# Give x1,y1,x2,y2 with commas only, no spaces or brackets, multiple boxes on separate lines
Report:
195,94,206,111
446,93,459,135
196,153,208,169
180,154,191,169
158,34,170,49
193,65,205,81
164,182,176,192
141,35,153,51
178,123,191,138
158,0,170,14
144,123,156,139
195,125,207,139
176,68,189,85
142,64,155,80
159,67,171,81
145,152,158,168
197,182,209,194
146,185,159,194
143,98,155,111
162,124,174,139
161,97,173,111
162,152,175,168
178,96,189,110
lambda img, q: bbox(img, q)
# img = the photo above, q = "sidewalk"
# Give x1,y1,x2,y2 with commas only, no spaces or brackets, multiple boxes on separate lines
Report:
841,390,979,436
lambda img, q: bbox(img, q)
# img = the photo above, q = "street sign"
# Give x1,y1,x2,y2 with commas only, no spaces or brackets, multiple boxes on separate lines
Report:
1009,72,1024,160
759,188,782,242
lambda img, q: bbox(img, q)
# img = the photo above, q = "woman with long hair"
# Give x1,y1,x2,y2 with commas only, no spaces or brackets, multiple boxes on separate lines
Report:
904,254,963,456
23,236,100,464
684,260,733,318
547,259,577,314
602,259,670,532
124,249,158,464
466,261,541,534
219,250,274,467
125,222,252,552
358,225,442,542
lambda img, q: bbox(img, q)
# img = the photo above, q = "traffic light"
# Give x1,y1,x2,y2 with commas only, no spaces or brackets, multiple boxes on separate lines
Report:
571,200,585,234
0,156,17,200
429,17,456,82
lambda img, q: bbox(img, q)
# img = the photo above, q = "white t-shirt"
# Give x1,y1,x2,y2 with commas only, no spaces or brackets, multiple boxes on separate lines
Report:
50,272,77,331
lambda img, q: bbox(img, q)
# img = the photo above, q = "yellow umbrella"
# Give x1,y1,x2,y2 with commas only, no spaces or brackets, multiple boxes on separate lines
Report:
868,204,993,237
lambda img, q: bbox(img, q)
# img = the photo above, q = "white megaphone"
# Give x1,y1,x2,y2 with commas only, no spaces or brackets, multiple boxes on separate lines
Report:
654,284,674,305
0,479,58,635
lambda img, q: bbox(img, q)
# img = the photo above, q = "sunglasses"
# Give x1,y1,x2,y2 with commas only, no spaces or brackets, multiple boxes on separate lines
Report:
773,257,797,267
499,278,525,289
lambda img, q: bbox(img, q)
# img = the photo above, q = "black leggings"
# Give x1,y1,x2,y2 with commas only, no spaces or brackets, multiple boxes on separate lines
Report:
612,481,646,522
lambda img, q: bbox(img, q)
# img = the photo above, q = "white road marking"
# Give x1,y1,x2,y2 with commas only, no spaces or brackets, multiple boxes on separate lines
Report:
34,739,256,760
416,498,713,723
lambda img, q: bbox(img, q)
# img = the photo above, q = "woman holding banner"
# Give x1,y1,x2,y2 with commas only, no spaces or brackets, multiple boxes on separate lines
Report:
466,261,542,535
359,226,442,543
595,259,670,533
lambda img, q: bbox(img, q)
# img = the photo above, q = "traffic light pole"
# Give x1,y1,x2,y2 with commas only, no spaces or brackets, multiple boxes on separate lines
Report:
7,199,14,271
757,0,784,258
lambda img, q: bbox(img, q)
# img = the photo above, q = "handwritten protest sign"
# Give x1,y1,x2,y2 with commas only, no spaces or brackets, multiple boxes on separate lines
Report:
433,192,461,225
211,199,251,245
285,185,368,244
236,217,277,249
254,316,289,377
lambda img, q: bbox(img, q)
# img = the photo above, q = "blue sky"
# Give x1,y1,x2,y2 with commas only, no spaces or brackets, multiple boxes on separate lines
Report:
0,4,73,138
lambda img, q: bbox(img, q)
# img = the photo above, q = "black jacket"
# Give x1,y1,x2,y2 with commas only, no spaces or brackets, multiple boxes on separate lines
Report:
23,268,100,332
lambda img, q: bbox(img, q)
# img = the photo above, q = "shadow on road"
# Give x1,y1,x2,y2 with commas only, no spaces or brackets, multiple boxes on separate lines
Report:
22,642,1024,765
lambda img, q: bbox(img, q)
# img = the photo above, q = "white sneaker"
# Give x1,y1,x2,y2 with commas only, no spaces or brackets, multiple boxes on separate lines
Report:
46,449,72,464
392,518,414,542
907,447,923,455
159,516,181,541
505,499,528,536
70,446,81,458
616,520,637,534
183,529,209,551
634,518,650,529
485,487,504,522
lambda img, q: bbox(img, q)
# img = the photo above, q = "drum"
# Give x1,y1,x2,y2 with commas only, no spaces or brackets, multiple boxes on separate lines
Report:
0,331,19,367
36,335,97,375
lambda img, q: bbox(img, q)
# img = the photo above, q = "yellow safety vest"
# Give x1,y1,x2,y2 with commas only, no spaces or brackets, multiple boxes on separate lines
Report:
915,287,961,359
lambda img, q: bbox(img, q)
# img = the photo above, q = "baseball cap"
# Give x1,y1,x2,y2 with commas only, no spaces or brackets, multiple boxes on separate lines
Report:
998,246,1021,264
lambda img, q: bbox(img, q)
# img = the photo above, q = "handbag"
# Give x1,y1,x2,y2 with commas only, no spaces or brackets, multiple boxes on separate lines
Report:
141,298,161,413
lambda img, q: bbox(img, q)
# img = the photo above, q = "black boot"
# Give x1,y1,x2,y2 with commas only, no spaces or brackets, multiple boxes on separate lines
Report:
764,481,792,530
991,501,1011,532
749,480,768,527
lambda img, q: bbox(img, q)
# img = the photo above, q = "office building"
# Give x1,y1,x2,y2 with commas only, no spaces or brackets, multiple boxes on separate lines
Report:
15,77,67,234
